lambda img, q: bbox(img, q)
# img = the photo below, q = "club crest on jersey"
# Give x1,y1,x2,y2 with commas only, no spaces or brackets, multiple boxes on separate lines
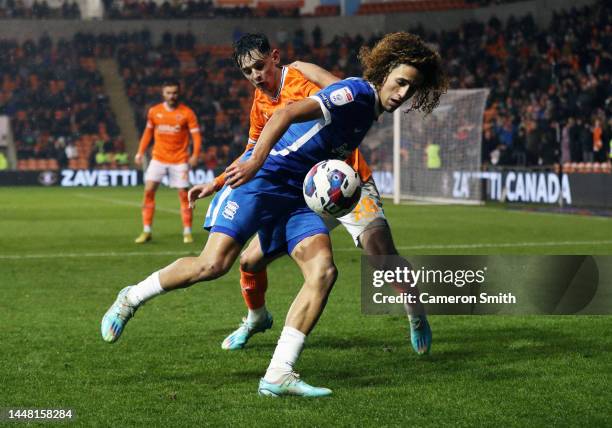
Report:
222,201,239,220
330,87,354,106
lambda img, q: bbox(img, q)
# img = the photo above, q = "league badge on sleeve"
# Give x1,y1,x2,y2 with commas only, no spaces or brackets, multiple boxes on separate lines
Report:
329,87,354,106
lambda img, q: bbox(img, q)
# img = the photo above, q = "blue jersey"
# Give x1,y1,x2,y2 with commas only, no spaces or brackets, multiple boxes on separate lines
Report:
204,77,380,256
257,77,379,188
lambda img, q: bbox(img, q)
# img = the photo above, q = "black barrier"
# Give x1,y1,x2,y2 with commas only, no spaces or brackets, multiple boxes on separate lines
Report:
1,170,611,210
450,169,612,209
568,173,612,209
0,170,61,186
0,169,219,187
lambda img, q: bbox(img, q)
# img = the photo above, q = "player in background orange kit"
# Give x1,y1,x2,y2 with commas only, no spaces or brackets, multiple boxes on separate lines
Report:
189,34,431,355
134,79,202,244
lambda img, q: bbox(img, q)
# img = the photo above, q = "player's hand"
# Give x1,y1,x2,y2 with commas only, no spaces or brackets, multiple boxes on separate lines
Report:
134,153,143,167
225,158,262,188
188,182,215,209
189,155,198,168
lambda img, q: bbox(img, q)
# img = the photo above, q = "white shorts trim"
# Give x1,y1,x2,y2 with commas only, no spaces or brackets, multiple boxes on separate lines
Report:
144,159,190,188
323,177,386,247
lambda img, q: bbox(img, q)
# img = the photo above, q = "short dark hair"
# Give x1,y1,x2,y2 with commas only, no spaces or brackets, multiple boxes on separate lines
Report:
232,33,271,69
161,79,180,89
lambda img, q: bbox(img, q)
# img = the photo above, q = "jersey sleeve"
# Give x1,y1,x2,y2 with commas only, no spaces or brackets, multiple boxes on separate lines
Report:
137,107,155,155
303,80,321,97
248,101,265,145
308,79,374,127
187,108,202,158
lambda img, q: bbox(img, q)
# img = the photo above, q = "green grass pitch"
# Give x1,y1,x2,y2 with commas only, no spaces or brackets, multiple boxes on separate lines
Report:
1,186,610,426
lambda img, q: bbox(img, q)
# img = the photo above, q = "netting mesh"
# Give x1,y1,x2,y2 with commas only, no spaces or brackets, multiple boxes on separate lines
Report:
361,89,489,202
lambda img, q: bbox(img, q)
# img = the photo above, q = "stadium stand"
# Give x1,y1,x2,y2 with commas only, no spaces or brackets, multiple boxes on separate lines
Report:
1,1,609,172
102,0,502,20
0,34,125,170
109,1,609,171
357,0,477,16
0,0,80,19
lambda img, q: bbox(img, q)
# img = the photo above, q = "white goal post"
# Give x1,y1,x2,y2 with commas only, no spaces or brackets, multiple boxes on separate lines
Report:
362,89,490,204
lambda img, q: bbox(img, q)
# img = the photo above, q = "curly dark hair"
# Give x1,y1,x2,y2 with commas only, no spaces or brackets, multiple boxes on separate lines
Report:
359,32,448,114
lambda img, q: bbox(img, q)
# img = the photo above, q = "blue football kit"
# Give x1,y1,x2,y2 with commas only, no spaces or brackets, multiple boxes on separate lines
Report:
204,78,380,256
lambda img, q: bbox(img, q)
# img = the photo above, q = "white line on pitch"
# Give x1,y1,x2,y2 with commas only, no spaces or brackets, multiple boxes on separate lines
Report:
0,251,190,260
385,240,612,251
75,193,180,215
2,240,611,260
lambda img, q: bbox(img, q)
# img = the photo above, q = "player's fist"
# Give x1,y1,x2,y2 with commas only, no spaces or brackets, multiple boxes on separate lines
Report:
189,154,199,168
188,182,215,209
134,153,143,167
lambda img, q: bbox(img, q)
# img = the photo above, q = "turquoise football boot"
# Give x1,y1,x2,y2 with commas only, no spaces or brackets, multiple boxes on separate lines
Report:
101,286,137,343
258,373,332,398
221,312,273,350
409,315,432,355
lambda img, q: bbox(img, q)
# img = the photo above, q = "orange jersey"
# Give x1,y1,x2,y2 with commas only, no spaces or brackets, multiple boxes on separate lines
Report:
214,67,371,190
138,102,202,164
247,66,321,146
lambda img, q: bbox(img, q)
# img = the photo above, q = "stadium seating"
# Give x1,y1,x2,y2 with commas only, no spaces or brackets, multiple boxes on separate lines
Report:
0,35,123,171
313,4,340,16
357,0,477,15
2,1,609,172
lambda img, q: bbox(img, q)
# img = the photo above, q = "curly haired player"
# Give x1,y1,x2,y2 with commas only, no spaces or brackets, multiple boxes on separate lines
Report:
102,32,447,397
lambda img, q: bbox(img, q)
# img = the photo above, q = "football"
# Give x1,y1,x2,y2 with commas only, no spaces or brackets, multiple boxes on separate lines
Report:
303,159,362,217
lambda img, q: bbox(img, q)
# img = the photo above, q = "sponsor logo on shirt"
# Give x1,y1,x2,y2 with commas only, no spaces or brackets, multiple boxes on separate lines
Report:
222,201,239,220
319,93,332,109
330,87,354,106
157,124,182,133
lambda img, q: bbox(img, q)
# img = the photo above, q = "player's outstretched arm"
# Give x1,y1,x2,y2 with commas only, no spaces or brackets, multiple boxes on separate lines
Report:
290,61,340,88
225,98,324,188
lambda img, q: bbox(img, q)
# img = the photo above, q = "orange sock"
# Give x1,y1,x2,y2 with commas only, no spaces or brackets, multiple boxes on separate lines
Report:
142,189,155,230
240,268,268,310
178,189,192,229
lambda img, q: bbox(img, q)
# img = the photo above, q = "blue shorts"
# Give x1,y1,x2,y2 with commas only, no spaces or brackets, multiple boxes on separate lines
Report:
203,174,328,257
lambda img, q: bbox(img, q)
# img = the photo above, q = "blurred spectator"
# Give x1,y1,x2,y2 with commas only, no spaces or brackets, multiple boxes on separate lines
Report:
2,0,610,172
578,119,593,162
2,35,119,169
0,0,80,18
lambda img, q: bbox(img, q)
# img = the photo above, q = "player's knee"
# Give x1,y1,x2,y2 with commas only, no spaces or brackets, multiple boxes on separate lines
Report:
239,250,264,272
193,258,231,282
361,225,398,256
308,262,337,294
323,264,338,289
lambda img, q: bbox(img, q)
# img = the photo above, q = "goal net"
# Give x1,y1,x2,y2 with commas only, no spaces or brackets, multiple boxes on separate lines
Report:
361,89,489,204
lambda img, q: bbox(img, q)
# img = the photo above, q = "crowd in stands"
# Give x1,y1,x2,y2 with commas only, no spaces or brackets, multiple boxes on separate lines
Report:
0,0,80,19
114,0,610,171
448,2,612,168
0,0,527,20
103,0,300,19
1,0,610,172
0,34,126,170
